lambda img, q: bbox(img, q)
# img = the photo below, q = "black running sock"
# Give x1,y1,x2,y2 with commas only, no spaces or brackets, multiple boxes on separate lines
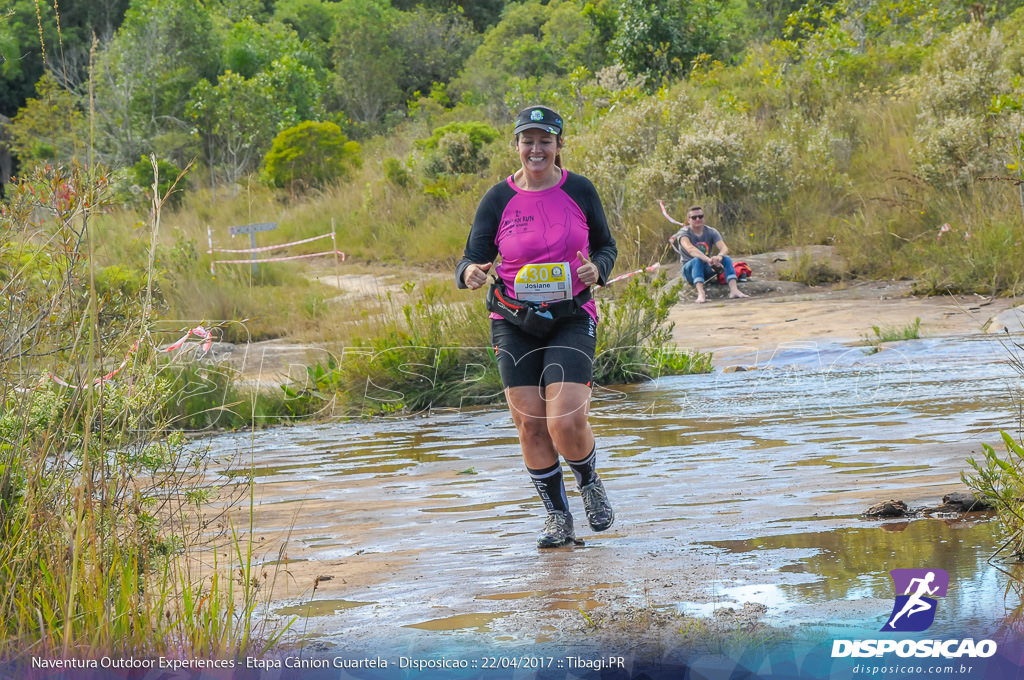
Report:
527,462,569,513
567,445,598,488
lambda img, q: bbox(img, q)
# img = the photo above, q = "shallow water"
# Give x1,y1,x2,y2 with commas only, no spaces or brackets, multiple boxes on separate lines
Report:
206,333,1023,652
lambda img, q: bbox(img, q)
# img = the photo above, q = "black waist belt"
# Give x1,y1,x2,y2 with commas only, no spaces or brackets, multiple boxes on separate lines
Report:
486,278,591,337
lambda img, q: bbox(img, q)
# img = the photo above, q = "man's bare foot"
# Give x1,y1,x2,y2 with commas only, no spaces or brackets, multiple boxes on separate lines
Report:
695,283,706,304
696,294,707,304
727,282,749,299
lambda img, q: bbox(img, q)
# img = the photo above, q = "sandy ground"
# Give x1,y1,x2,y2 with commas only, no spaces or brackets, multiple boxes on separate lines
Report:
662,247,1023,364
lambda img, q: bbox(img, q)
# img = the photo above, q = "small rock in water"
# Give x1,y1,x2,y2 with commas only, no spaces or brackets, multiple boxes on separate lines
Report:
864,499,909,518
933,491,993,513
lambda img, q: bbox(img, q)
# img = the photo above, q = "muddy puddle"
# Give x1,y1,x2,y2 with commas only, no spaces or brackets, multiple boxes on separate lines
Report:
205,333,1023,655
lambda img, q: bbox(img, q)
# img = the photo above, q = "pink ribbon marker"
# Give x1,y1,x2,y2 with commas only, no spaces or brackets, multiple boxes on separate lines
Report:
162,326,213,353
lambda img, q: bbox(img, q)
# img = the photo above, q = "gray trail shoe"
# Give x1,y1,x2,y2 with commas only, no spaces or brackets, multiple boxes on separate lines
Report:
537,510,575,548
580,478,615,531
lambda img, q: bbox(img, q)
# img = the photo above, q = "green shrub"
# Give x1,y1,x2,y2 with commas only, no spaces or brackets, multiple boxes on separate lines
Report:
779,251,843,286
595,271,713,384
296,281,500,416
280,272,712,417
158,361,294,430
964,431,1024,559
911,22,1012,187
383,157,413,187
860,317,921,345
262,120,362,191
657,102,750,205
131,155,186,208
416,121,500,177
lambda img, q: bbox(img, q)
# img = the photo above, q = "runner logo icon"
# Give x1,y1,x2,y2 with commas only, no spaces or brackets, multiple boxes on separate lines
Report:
883,568,949,632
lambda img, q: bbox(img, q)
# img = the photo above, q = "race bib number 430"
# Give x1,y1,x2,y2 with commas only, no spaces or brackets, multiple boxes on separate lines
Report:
514,262,571,302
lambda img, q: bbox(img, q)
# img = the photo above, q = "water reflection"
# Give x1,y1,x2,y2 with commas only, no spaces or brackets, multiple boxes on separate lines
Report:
202,333,1023,649
700,517,1009,635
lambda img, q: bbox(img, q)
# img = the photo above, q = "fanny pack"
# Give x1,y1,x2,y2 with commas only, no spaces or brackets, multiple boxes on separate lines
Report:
486,277,591,338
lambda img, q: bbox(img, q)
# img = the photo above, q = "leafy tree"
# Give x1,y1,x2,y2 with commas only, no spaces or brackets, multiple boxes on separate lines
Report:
457,0,558,96
390,0,506,32
92,0,219,167
187,71,276,188
452,0,605,116
745,0,808,41
222,17,314,79
611,0,727,84
274,0,341,61
329,0,403,127
262,120,361,192
329,2,477,128
207,0,274,23
0,1,57,117
0,17,19,79
187,56,323,187
260,54,325,123
390,6,480,103
0,0,131,117
8,73,86,163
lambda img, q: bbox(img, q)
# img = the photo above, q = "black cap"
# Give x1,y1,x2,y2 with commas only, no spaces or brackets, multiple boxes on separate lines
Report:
513,106,563,136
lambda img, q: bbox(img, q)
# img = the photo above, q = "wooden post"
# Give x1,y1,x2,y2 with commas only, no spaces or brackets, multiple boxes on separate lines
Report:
332,218,340,289
249,231,258,275
207,225,215,278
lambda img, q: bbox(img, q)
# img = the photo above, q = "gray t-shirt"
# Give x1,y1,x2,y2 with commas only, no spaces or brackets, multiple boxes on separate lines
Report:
672,225,722,263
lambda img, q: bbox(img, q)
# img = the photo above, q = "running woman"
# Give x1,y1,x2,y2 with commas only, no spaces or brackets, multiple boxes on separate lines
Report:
456,105,618,548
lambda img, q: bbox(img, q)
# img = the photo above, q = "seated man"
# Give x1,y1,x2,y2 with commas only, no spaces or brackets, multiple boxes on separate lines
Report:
669,205,749,304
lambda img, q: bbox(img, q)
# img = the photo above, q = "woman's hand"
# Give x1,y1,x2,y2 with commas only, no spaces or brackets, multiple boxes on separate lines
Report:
463,262,492,290
576,251,599,287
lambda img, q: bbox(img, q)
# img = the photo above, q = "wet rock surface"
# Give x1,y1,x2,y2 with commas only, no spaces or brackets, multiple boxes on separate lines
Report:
864,499,910,518
196,253,1022,655
863,490,995,518
930,490,994,513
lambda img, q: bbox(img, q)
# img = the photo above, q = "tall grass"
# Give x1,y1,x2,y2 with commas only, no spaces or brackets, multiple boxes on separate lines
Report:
778,251,843,287
0,163,283,662
595,271,713,383
332,281,501,416
87,34,1024,339
9,3,1024,359
278,272,712,418
963,336,1024,562
860,317,922,345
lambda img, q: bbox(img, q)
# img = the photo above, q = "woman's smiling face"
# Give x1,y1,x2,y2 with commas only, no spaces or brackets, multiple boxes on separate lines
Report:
516,129,561,175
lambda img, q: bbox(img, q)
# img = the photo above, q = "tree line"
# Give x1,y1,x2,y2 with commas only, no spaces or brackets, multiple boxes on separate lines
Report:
0,0,838,191
3,0,1024,231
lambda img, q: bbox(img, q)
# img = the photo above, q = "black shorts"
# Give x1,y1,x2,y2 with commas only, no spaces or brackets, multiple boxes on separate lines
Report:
490,311,597,389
